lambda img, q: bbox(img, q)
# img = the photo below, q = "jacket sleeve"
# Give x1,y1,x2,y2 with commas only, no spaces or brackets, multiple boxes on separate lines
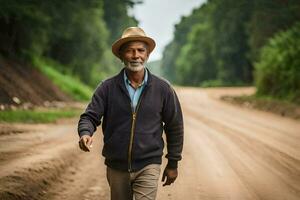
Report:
77,82,107,137
162,86,184,169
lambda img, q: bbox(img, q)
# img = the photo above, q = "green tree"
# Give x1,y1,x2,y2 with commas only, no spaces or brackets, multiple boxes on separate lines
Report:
255,22,300,104
210,0,253,84
162,0,300,87
162,3,211,83
0,0,50,58
0,0,141,86
175,23,216,85
45,0,108,85
103,0,139,44
248,0,300,61
163,0,253,86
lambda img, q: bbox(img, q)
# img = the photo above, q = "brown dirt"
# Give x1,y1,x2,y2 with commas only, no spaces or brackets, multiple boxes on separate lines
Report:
0,87,299,200
0,58,72,108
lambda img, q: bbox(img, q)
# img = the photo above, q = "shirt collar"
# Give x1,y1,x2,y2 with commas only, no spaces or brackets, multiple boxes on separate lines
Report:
123,68,148,88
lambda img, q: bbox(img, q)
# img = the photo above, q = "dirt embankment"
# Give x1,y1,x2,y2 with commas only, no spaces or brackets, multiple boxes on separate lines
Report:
222,95,300,120
0,58,72,109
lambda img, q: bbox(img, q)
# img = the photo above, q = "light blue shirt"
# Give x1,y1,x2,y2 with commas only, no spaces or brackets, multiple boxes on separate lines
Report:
124,69,148,112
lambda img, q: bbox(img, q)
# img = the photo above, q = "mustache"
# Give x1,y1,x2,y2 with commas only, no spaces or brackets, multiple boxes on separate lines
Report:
123,58,148,67
129,61,142,64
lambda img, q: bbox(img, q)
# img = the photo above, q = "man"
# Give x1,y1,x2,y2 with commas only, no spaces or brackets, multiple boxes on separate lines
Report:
78,27,184,200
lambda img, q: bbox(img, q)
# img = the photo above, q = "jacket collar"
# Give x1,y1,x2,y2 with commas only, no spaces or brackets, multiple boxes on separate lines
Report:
116,67,153,88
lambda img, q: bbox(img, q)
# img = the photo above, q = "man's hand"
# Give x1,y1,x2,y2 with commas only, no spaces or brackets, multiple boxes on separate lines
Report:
161,167,178,186
78,135,93,152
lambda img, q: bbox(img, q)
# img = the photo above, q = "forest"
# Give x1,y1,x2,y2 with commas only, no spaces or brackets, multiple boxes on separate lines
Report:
0,0,299,104
161,0,300,103
0,0,139,87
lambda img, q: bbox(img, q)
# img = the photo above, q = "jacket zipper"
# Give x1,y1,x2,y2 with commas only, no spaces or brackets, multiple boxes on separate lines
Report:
128,112,136,172
127,91,145,172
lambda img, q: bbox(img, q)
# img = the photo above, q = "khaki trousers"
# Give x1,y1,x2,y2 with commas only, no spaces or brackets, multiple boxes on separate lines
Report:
106,164,161,200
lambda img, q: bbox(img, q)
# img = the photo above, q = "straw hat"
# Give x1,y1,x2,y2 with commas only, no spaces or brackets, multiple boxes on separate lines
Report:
112,27,156,59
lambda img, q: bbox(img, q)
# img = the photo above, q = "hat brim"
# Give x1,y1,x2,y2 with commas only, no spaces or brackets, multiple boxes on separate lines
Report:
112,36,156,59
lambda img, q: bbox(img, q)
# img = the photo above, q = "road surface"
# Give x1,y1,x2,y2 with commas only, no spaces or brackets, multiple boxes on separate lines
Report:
0,87,299,200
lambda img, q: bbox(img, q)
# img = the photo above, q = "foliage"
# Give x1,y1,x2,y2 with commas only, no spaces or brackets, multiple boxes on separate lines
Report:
248,0,300,61
176,23,216,85
161,4,209,83
45,0,109,85
0,0,50,58
162,0,254,86
210,0,253,84
33,57,93,101
103,0,139,44
161,0,300,103
255,22,300,104
0,0,139,87
0,108,81,123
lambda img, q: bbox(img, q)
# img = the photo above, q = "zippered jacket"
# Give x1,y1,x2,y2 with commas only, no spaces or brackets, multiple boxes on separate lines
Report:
78,68,184,172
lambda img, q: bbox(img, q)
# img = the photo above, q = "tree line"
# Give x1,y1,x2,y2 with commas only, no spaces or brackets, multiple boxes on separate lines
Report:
161,0,300,103
0,0,141,86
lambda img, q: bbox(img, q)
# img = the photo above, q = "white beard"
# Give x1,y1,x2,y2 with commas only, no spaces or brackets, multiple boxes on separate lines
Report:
125,61,145,72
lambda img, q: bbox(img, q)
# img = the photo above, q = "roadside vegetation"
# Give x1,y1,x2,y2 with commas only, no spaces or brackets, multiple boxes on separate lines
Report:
0,0,139,87
33,57,93,101
0,0,299,120
222,21,300,119
255,22,300,105
0,108,81,123
162,0,300,105
0,0,139,122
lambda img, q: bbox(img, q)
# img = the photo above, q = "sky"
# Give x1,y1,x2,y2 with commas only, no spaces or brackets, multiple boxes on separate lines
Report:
130,0,206,61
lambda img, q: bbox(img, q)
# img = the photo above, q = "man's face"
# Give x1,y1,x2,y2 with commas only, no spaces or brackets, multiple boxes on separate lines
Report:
121,41,149,72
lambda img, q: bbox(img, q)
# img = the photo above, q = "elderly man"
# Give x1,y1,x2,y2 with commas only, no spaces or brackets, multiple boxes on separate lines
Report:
78,27,184,200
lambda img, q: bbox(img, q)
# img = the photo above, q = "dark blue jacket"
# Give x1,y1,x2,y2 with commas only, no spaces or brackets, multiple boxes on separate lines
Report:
78,68,184,172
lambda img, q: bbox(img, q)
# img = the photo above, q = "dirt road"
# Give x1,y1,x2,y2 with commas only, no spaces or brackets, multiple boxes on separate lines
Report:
0,87,299,200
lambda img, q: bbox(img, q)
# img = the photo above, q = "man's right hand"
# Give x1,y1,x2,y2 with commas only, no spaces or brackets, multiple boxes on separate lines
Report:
78,135,93,152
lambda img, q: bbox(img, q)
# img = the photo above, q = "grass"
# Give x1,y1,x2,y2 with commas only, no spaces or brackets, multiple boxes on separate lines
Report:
32,57,93,101
0,109,81,123
221,94,300,120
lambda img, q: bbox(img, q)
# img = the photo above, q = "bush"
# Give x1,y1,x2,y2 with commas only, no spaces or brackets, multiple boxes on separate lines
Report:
0,109,81,123
255,22,300,104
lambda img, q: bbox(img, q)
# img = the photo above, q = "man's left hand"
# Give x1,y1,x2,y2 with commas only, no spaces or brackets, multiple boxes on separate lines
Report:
161,167,178,186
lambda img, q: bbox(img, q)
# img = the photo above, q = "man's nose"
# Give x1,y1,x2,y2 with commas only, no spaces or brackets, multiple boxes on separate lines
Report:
132,50,139,59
